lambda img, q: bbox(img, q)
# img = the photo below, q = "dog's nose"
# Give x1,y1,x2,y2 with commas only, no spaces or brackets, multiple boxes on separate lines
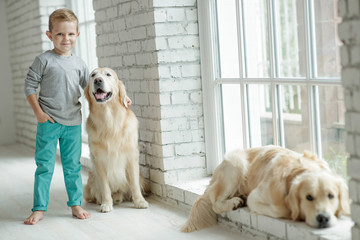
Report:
316,213,330,228
94,78,102,86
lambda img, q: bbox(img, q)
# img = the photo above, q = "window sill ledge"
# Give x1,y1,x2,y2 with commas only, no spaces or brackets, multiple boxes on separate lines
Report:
169,178,353,240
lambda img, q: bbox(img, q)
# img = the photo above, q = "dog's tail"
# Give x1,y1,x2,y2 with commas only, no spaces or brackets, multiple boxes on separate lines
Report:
181,195,217,232
140,174,151,196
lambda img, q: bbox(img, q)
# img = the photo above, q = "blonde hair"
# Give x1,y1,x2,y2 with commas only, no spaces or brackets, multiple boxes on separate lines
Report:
48,8,78,32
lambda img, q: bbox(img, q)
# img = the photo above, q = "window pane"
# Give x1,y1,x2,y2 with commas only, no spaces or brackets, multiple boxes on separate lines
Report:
77,0,85,23
70,0,97,143
222,84,243,151
79,25,89,65
280,85,310,150
313,0,341,78
217,0,240,78
86,0,95,21
88,22,98,71
318,86,347,178
243,0,270,78
248,84,273,147
275,0,306,77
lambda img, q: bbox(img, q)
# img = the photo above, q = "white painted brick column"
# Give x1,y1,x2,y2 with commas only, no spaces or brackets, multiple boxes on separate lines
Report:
93,0,206,198
338,0,360,239
153,0,207,194
94,0,163,195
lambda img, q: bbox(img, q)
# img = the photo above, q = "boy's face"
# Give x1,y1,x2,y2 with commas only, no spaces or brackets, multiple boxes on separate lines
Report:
46,21,79,56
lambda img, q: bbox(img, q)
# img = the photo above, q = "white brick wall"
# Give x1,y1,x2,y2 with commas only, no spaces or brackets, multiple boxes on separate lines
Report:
93,0,206,194
0,0,16,144
6,0,39,148
338,0,360,239
5,0,65,149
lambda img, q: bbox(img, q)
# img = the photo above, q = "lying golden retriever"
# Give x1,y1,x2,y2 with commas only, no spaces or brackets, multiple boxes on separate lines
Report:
182,145,350,232
83,67,148,212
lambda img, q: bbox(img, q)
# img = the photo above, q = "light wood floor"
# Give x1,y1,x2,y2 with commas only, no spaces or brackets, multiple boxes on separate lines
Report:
0,143,252,240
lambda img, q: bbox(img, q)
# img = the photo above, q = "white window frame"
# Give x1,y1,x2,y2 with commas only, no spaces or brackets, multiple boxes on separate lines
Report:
199,0,342,174
66,0,97,142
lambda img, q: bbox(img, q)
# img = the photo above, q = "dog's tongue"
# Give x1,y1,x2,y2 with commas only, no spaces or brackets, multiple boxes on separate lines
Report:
95,92,107,99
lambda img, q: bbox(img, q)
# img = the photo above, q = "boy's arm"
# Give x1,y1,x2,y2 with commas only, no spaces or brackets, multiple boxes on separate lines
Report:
24,56,53,123
26,94,54,123
80,64,89,90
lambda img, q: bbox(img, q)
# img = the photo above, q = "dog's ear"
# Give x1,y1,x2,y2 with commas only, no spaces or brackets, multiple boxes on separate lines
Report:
335,177,351,216
125,95,132,108
117,80,130,108
303,151,317,160
110,68,130,109
285,178,302,220
303,151,330,170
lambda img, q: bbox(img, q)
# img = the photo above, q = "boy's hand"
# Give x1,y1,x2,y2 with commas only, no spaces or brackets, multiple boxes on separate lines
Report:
126,96,132,107
37,112,55,123
26,94,55,123
124,96,132,108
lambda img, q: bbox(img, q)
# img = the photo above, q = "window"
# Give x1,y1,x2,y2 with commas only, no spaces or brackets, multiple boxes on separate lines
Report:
199,0,346,177
67,0,97,141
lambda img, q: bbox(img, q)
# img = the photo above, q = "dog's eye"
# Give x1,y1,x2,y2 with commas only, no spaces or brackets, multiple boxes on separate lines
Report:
306,195,314,201
106,73,111,77
91,73,96,77
328,193,334,199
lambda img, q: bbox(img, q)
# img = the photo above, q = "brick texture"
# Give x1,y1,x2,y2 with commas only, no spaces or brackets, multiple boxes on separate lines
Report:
338,0,360,239
5,0,65,149
93,0,206,191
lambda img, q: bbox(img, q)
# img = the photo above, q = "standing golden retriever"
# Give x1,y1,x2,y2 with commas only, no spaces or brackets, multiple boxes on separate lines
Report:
182,145,350,232
83,67,148,212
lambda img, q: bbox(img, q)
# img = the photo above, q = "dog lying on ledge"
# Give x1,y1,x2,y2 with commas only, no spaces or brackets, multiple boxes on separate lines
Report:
182,145,350,232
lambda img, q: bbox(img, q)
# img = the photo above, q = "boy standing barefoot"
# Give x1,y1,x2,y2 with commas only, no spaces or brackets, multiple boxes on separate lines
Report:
24,8,91,225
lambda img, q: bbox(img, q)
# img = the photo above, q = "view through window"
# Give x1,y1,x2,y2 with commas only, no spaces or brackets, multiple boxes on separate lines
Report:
201,0,346,177
68,0,97,142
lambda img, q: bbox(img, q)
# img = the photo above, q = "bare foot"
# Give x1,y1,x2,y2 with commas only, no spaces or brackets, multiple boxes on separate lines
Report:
24,211,44,225
71,206,91,219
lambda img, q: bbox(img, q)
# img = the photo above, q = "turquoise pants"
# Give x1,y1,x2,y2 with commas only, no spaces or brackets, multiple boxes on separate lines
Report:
32,121,83,212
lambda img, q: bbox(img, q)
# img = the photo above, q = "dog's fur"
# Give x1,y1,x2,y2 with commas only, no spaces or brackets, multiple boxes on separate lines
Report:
182,145,350,232
83,67,148,212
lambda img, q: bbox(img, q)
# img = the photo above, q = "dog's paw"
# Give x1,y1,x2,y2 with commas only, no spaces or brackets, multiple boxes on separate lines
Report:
134,199,149,209
231,197,244,210
99,203,113,212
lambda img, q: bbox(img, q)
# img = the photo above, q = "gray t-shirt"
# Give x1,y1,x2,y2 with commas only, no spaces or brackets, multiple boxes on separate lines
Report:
24,50,89,126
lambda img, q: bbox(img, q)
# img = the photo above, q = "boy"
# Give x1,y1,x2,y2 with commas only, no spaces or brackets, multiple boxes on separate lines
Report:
24,8,91,225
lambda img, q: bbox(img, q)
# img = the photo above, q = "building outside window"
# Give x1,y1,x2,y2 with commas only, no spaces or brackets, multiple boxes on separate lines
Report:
199,0,346,178
67,0,97,142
